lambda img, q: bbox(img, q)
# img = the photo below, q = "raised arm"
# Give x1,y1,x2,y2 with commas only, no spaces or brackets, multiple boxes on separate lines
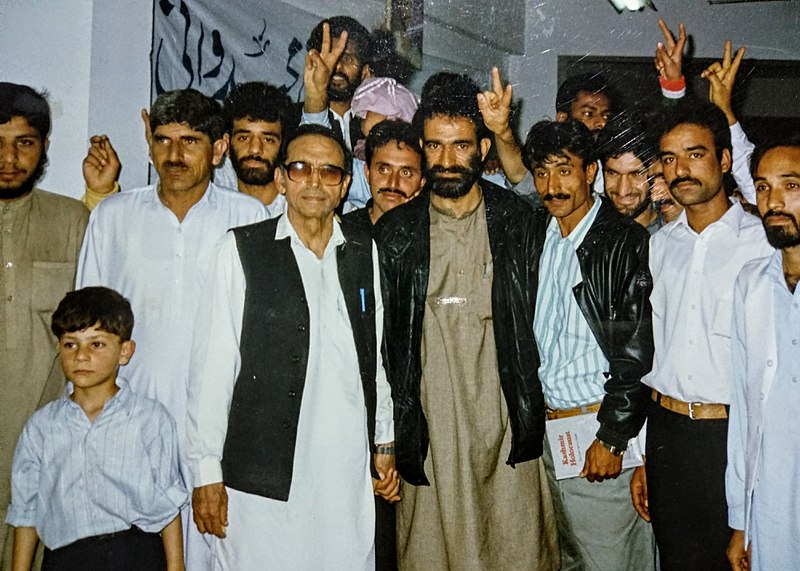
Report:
477,67,527,185
82,134,121,210
303,23,348,116
701,41,756,202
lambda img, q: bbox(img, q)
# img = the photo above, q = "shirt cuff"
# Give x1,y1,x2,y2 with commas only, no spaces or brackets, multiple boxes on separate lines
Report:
301,110,331,128
194,456,224,487
374,418,394,447
82,181,120,210
660,75,686,99
728,506,745,531
5,505,37,528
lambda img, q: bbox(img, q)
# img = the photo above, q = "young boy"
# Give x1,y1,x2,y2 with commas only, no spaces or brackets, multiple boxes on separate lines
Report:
6,286,187,570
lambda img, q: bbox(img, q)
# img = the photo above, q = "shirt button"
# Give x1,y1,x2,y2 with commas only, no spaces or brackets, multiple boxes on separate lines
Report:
688,339,694,346
767,359,774,367
298,324,306,332
288,390,296,398
291,355,300,363
687,374,693,381
793,377,798,384
691,305,696,310
4,261,12,268
299,297,306,304
5,295,11,302
282,421,291,430
760,392,765,400
793,340,798,346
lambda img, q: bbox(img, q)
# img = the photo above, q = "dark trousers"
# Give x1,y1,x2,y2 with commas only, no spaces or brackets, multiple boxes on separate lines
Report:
42,527,165,571
375,496,397,570
645,401,731,571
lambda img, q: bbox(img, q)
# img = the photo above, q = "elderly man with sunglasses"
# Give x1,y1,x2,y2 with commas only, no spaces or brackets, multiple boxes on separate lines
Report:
186,123,396,570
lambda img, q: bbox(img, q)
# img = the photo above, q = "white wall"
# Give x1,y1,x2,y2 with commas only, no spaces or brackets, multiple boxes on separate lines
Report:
3,0,798,196
508,0,800,135
0,0,94,199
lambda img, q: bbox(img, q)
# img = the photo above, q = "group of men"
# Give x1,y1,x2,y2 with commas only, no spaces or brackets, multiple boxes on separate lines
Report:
2,12,799,571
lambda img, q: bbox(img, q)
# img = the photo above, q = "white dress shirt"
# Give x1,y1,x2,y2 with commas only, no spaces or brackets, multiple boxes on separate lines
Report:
643,201,773,403
76,183,267,453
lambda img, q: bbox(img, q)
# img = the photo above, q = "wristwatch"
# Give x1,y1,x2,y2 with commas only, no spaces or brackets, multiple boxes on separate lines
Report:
599,439,625,457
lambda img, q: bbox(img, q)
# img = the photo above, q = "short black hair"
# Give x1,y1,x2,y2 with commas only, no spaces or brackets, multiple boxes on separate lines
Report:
307,16,374,67
0,82,51,139
750,133,800,179
556,73,621,115
523,119,596,171
413,72,488,141
150,89,227,142
365,120,422,166
223,82,299,136
279,123,352,175
51,287,134,341
658,97,731,160
595,110,657,167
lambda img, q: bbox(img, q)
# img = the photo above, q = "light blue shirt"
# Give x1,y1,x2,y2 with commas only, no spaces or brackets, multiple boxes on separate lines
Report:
728,251,800,569
6,378,187,549
534,198,608,409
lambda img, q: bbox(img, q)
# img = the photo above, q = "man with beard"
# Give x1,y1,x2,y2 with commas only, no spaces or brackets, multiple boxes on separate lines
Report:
595,113,665,234
343,120,423,231
726,138,800,571
376,72,558,570
76,88,266,569
303,16,374,150
0,83,90,566
524,119,655,570
221,82,298,216
631,98,773,570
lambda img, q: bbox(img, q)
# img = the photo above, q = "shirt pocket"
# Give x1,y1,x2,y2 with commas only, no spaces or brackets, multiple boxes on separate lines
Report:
31,261,76,313
710,295,733,339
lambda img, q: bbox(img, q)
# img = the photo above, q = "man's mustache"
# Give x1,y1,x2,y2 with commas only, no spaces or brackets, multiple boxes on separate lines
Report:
163,161,188,169
239,155,271,166
764,209,798,225
428,166,470,176
542,192,571,201
378,187,410,199
669,176,702,192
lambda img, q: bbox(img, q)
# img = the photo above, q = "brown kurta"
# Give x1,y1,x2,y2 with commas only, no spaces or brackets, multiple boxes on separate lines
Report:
0,189,88,565
396,199,558,570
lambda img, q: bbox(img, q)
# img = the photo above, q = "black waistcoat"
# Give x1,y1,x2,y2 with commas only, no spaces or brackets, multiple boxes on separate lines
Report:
221,217,378,501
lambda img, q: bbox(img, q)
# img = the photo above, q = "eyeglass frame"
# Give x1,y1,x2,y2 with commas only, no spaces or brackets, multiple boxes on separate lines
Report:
281,161,347,186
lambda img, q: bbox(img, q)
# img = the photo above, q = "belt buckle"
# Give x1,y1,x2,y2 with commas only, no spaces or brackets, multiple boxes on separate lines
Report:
688,402,702,420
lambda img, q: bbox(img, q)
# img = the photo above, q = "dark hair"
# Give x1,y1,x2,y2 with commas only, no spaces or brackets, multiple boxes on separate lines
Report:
307,16,374,67
556,73,621,115
595,110,657,167
51,287,134,341
658,97,731,160
223,82,299,136
365,120,422,166
369,28,414,85
0,82,51,139
413,72,488,141
750,133,800,179
279,123,352,175
523,119,596,170
149,89,227,142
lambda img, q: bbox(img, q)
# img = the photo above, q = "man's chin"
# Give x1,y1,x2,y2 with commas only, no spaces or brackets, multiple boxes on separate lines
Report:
0,178,36,200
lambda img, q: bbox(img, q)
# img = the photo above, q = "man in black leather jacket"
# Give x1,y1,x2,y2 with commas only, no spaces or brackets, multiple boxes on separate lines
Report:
375,72,557,570
523,119,655,570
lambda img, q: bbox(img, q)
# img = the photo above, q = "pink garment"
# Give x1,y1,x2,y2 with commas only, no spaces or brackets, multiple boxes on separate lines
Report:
350,77,419,123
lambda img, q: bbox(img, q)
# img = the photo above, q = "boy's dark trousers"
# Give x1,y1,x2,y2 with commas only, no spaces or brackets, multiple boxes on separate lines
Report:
42,527,165,571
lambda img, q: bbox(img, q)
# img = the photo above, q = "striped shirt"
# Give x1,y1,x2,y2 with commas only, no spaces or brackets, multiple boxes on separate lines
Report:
534,198,608,409
6,378,187,549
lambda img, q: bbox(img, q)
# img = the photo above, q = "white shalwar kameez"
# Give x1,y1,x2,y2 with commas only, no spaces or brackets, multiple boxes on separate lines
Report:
187,215,394,570
75,183,267,568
